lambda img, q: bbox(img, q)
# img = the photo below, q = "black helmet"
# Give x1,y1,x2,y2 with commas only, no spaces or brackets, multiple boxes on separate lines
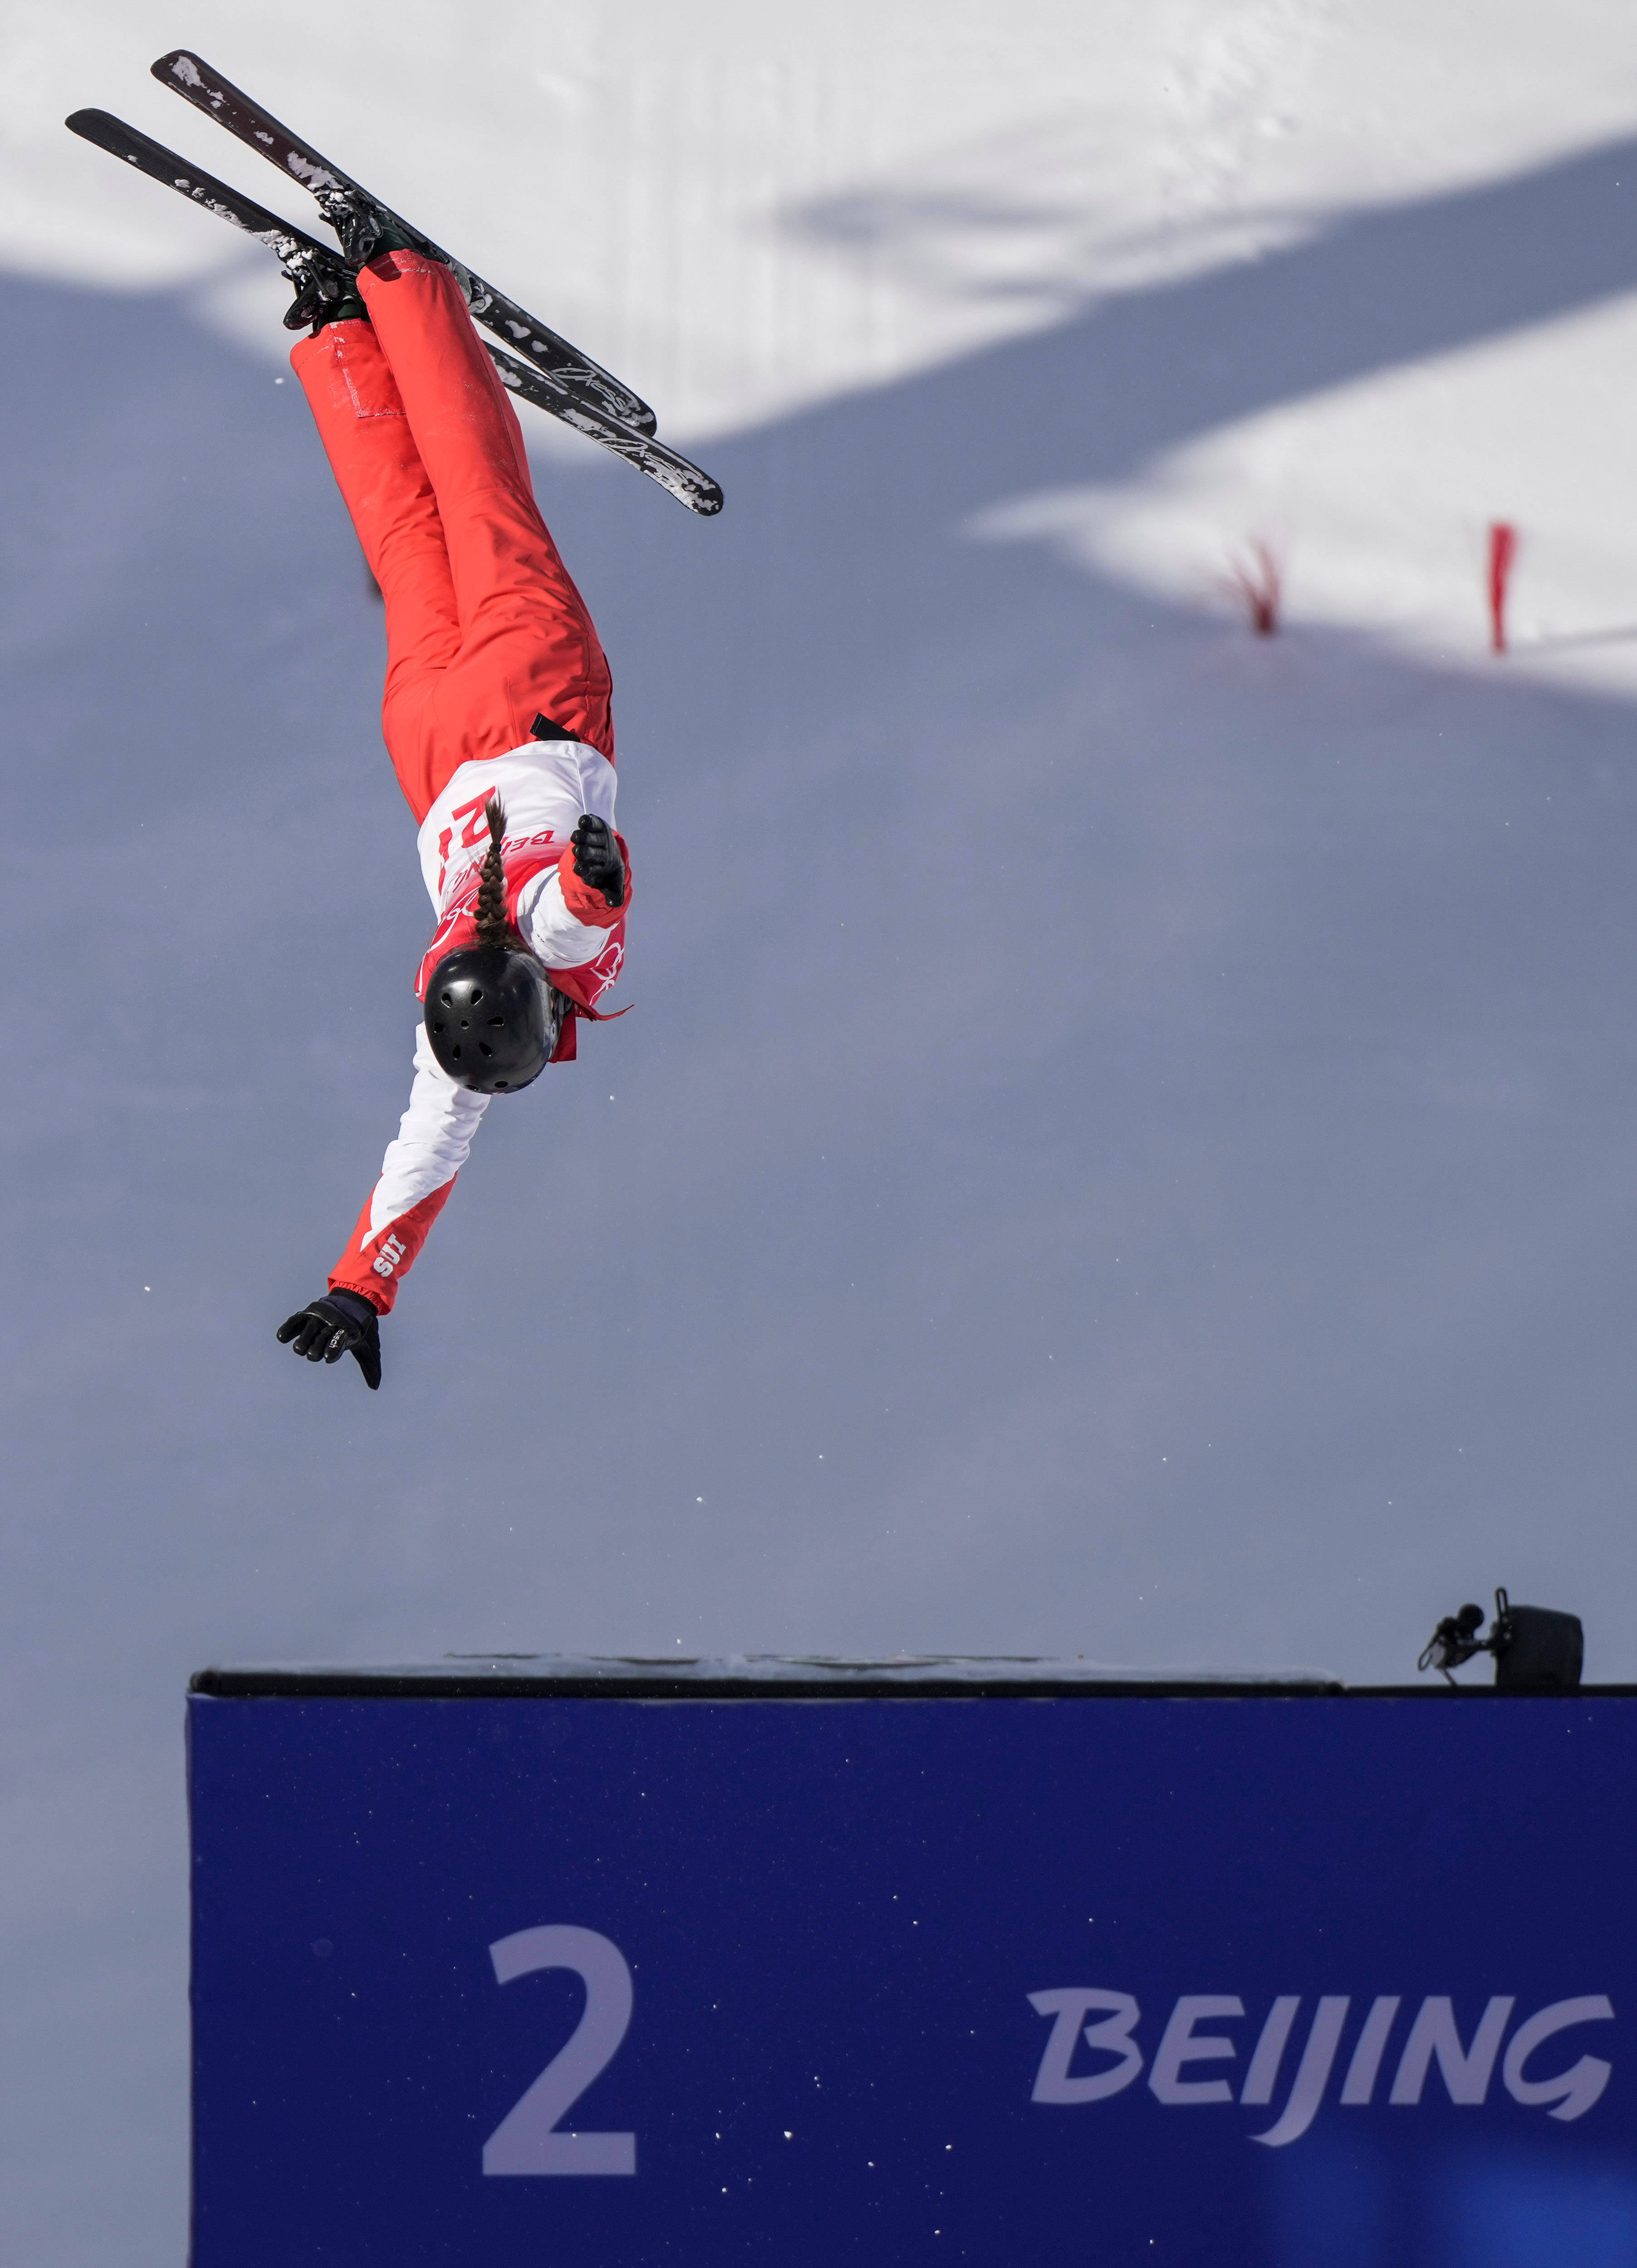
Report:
423,947,564,1093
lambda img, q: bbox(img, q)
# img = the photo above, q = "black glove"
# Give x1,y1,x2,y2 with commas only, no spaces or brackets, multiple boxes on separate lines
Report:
570,813,626,908
275,1291,382,1390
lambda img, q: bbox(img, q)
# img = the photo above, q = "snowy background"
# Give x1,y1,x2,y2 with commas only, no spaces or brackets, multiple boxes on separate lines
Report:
5,0,1637,2254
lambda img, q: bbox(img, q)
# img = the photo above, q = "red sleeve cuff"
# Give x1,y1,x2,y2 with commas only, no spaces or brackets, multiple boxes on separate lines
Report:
554,834,632,929
328,1180,456,1316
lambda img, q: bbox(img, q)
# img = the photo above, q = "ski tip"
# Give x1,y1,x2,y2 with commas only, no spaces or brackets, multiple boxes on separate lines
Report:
64,108,126,148
151,50,206,90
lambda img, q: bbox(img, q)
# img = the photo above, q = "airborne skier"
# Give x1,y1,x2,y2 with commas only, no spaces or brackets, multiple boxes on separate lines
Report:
272,237,632,1389
67,56,722,1394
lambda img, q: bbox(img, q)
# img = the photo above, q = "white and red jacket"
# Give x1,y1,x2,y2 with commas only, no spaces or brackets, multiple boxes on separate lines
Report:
328,739,629,1315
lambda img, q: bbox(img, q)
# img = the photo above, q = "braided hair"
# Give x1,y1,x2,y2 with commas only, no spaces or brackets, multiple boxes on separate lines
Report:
472,797,564,1012
474,796,512,952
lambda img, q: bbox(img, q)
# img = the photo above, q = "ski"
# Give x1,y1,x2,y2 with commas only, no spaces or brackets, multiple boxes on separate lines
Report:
152,49,657,438
65,108,351,325
485,344,722,516
65,110,724,515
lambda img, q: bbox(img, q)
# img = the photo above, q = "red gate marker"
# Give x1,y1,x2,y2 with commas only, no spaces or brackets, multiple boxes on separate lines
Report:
1224,539,1281,635
1489,522,1518,654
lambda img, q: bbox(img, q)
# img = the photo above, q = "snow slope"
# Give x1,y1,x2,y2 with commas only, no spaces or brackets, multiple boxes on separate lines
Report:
5,0,1637,2258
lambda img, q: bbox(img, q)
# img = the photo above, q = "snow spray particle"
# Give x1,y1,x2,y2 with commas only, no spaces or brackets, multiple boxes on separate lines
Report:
1489,522,1519,654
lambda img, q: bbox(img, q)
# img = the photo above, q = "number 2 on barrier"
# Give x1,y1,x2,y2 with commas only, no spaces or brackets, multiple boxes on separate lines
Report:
481,1926,637,2176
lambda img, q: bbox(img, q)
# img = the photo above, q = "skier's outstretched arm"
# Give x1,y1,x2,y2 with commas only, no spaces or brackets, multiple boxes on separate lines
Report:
275,815,627,1388
277,1026,490,1386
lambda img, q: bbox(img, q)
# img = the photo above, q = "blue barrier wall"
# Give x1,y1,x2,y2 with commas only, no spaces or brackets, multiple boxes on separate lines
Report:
188,1673,1637,2266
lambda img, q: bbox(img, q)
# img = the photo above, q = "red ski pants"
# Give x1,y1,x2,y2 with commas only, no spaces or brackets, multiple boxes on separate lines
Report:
290,254,614,823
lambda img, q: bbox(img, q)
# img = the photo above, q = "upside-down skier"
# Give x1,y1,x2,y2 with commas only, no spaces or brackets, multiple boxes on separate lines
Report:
273,233,632,1390
67,59,721,1393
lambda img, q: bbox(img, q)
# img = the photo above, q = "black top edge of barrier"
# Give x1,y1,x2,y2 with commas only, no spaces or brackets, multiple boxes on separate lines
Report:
191,1670,1344,1700
189,1667,1635,1701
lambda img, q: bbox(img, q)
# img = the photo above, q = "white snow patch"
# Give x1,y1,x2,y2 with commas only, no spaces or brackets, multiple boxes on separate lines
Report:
972,293,1637,699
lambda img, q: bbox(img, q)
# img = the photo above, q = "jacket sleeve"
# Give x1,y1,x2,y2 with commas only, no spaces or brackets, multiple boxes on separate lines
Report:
516,836,631,1018
328,1021,491,1315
